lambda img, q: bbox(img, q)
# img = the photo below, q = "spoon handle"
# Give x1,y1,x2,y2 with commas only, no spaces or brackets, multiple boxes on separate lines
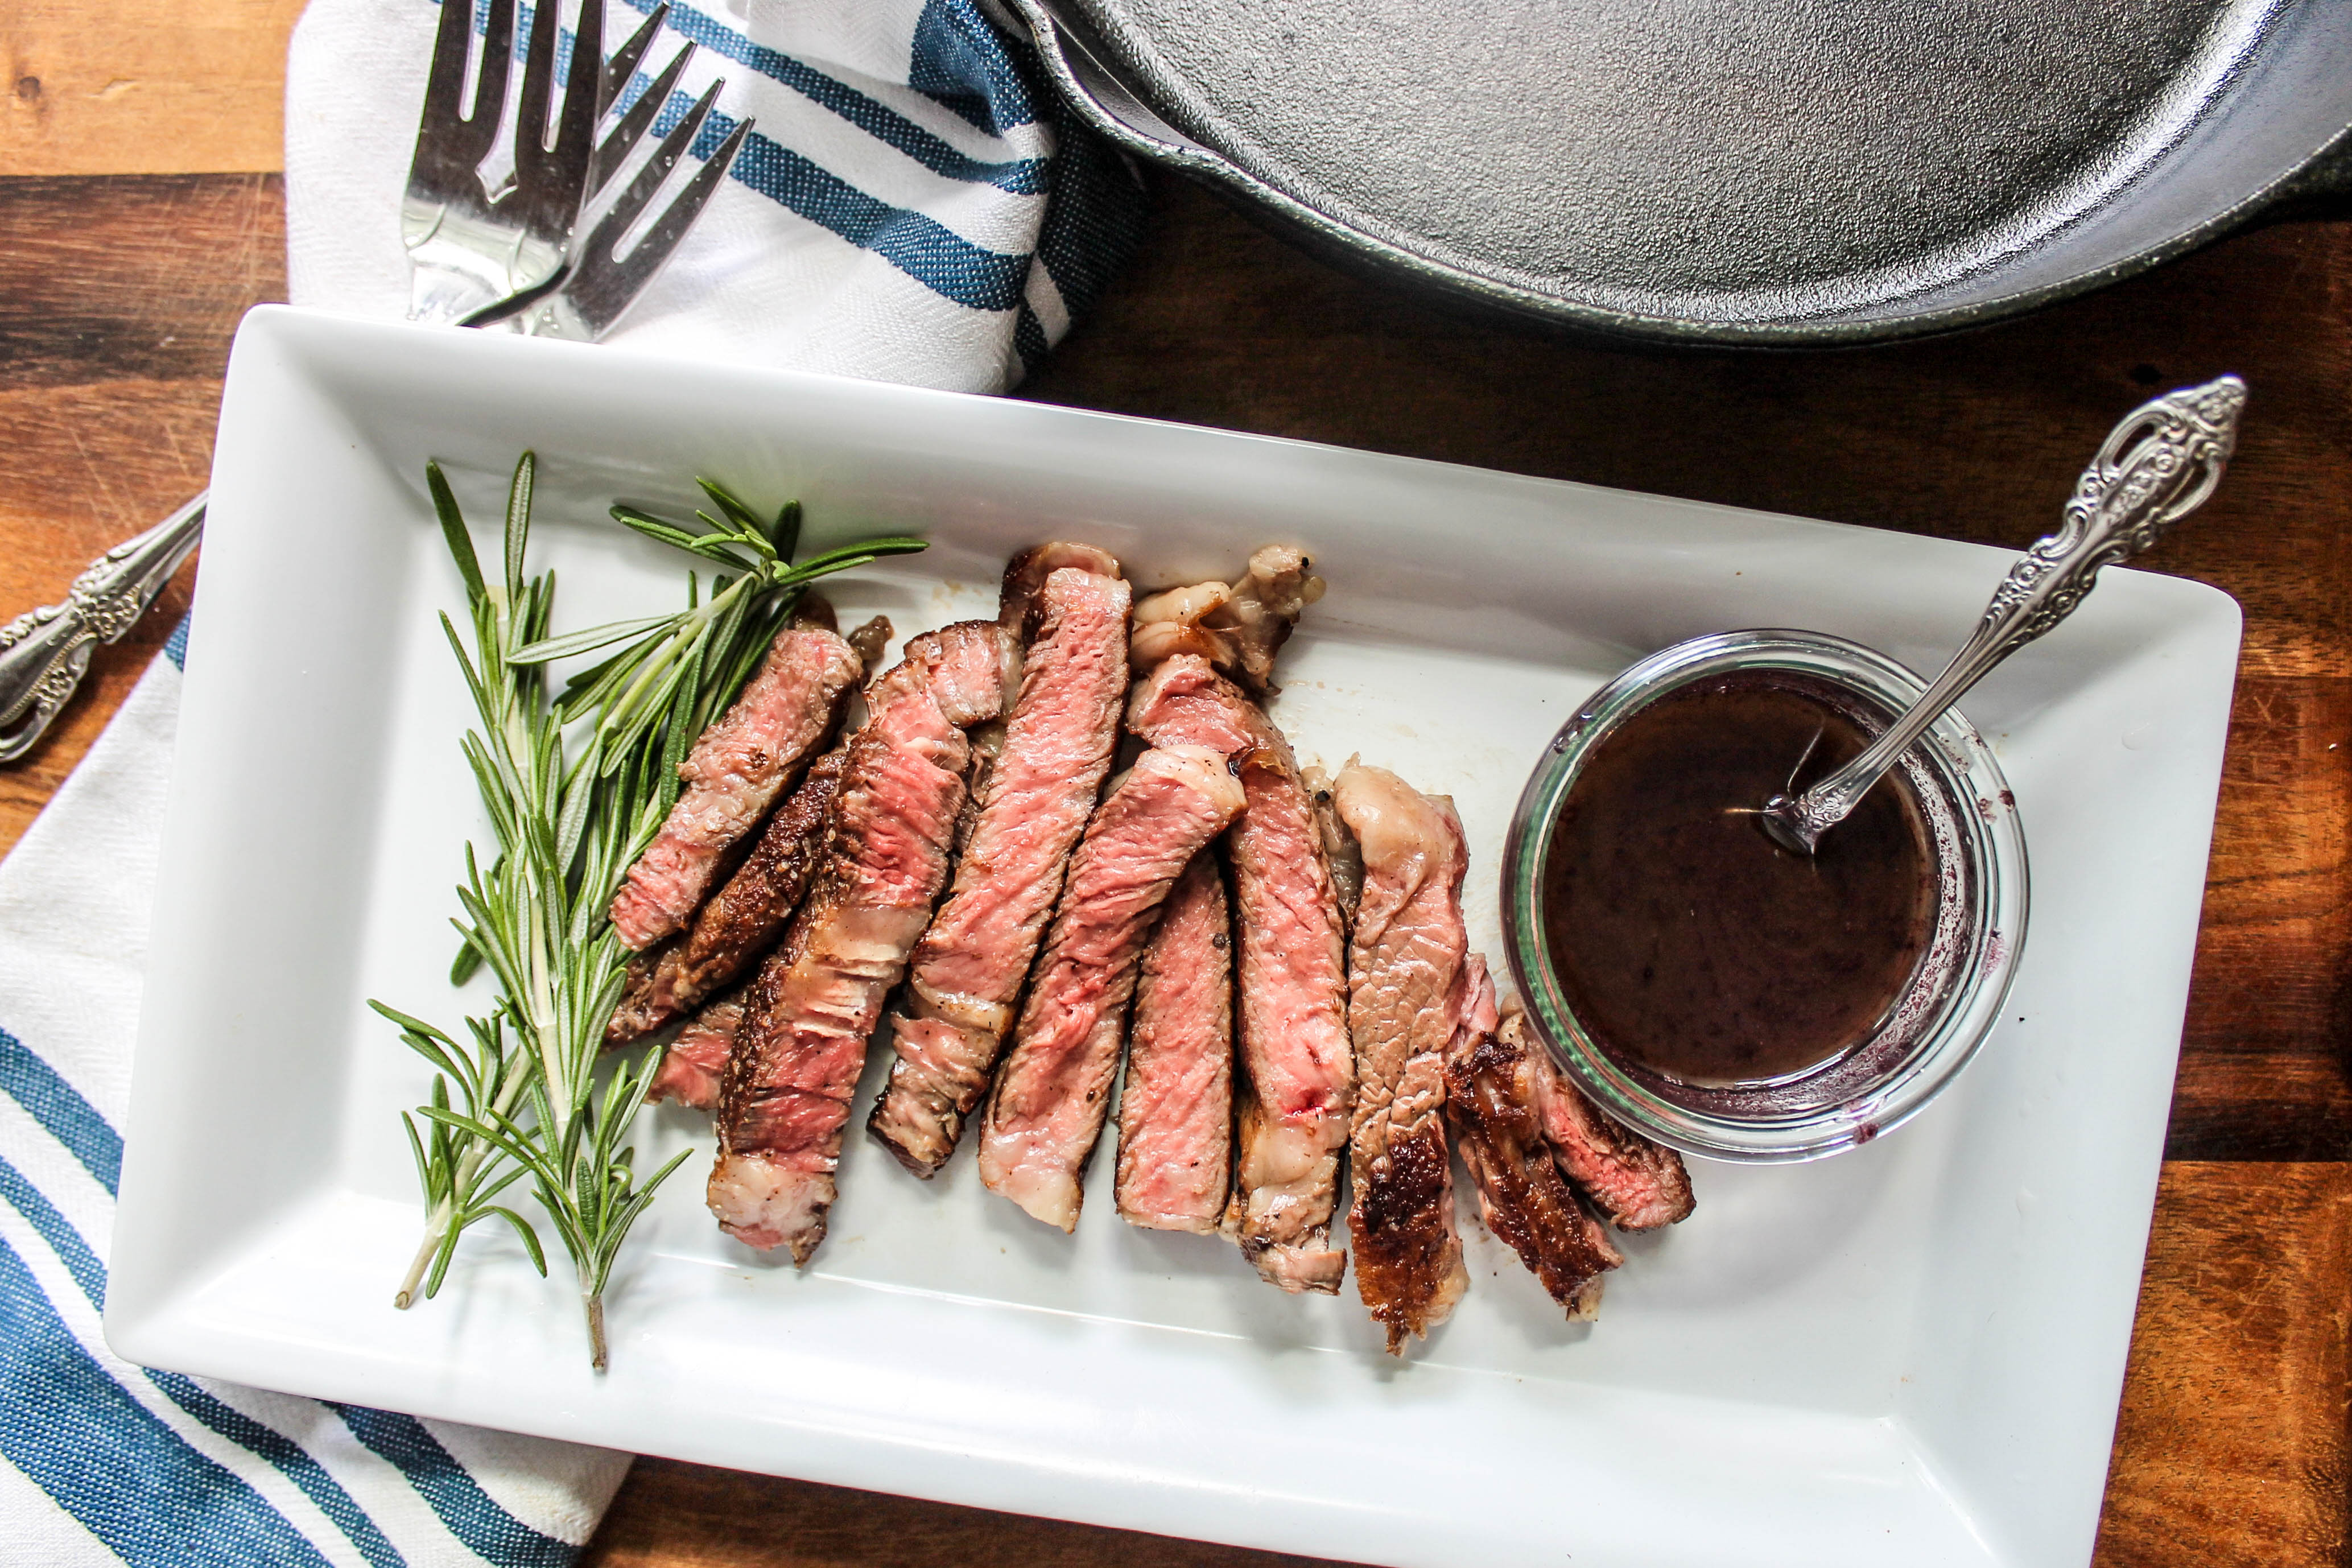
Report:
1780,376,2247,843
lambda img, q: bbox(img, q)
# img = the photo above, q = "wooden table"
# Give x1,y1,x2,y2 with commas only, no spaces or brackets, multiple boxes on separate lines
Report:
5,9,2347,1565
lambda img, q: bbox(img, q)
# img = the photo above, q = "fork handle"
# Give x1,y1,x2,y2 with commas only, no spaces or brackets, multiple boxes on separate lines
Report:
0,493,206,763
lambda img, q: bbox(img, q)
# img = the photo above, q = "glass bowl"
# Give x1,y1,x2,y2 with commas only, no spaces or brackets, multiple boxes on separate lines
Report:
1501,630,2028,1163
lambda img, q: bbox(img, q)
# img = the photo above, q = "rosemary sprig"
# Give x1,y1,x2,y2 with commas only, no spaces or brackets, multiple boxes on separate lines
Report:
381,453,924,1368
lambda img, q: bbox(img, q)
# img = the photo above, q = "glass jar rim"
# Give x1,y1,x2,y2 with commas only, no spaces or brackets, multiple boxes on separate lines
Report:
1500,629,2029,1163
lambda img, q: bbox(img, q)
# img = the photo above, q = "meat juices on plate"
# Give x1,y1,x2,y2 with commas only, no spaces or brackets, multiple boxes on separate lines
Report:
976,745,1246,1231
1128,655,1353,1293
707,621,1020,1262
872,546,1130,1177
1333,763,1474,1354
608,743,849,1046
1116,852,1234,1233
608,619,864,951
1445,991,1622,1320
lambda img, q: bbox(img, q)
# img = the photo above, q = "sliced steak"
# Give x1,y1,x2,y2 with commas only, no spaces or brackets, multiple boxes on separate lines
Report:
707,621,1016,1261
1116,851,1233,1233
977,745,1247,1230
872,561,1132,1176
606,745,848,1046
1001,542,1123,641
1525,1025,1696,1232
1446,986,1621,1321
1335,763,1472,1354
1128,655,1352,1293
610,623,863,950
648,991,744,1112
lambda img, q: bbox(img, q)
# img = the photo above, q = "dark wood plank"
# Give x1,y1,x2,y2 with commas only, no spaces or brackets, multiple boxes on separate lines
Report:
2095,1162,2352,1566
1024,178,2352,1161
583,1463,1335,1568
0,172,283,857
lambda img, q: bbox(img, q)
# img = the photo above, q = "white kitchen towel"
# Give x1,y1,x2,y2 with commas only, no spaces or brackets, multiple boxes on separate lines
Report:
286,0,1147,390
0,630,630,1566
3,2,1146,1563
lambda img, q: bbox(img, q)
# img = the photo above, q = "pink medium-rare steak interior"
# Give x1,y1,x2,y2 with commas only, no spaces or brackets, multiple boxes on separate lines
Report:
873,559,1132,1177
707,621,1016,1261
610,622,863,950
976,744,1246,1231
1116,851,1235,1234
1127,655,1352,1293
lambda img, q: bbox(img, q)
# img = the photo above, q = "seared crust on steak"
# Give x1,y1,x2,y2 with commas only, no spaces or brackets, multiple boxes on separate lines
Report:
1001,542,1123,642
871,560,1132,1177
606,745,848,1046
1128,656,1352,1292
707,621,1016,1262
610,624,863,950
1524,1025,1695,1232
1116,852,1234,1233
976,746,1245,1230
1335,764,1472,1354
1446,990,1621,1319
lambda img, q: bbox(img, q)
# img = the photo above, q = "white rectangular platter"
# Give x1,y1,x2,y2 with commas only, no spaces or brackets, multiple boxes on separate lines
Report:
108,306,2240,1568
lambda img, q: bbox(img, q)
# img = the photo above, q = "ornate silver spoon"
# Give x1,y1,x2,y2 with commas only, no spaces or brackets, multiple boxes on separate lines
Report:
1760,375,2248,855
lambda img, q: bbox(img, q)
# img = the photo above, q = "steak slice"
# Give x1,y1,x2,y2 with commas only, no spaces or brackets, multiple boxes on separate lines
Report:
609,622,863,950
1526,1040,1696,1231
606,744,849,1046
1334,763,1472,1354
1116,851,1233,1233
1128,655,1352,1292
871,560,1132,1176
707,621,1016,1261
647,990,745,1112
1446,985,1621,1321
977,746,1245,1230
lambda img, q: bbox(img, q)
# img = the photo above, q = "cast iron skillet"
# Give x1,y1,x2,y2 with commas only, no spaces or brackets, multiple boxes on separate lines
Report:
1011,0,2352,348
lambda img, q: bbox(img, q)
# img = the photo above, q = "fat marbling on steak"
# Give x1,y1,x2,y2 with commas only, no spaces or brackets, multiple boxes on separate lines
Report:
871,552,1131,1177
977,745,1245,1230
1128,655,1352,1293
1446,987,1622,1320
1116,850,1235,1234
608,620,863,950
1333,762,1474,1354
706,620,1018,1261
607,743,850,1046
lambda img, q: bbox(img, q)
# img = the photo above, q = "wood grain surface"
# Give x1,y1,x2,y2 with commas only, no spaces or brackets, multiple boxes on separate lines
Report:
2,15,2348,1567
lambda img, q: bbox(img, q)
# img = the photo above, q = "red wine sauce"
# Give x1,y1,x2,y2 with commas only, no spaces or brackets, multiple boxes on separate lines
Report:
1542,671,1936,1086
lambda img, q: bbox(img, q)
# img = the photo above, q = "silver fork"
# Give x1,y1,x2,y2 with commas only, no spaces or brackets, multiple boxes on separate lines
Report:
0,1,754,762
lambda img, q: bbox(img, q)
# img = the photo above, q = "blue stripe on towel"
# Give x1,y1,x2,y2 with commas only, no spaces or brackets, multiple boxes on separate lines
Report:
331,1404,577,1568
0,1235,334,1568
1,1136,408,1567
911,0,1043,135
617,0,1047,192
0,1153,107,1309
0,1026,122,1197
649,93,1029,311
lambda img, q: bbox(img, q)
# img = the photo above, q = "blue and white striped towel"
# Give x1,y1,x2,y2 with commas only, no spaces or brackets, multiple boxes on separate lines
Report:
3,3,1143,1561
1,638,632,1565
286,0,1147,390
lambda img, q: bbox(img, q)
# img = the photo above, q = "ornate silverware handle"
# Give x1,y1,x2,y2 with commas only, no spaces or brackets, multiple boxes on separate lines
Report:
0,492,205,764
1776,376,2247,845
